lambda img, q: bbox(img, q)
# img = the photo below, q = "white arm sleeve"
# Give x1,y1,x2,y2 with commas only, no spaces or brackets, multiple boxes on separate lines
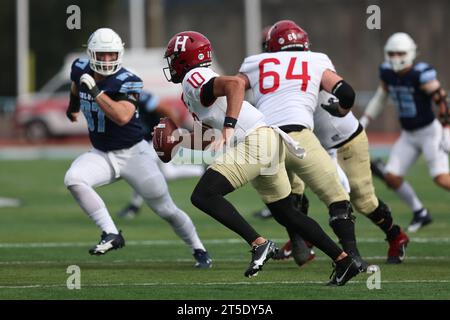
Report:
364,85,388,119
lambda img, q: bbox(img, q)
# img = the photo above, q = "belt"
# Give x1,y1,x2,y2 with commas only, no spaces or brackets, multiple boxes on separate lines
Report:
278,124,307,134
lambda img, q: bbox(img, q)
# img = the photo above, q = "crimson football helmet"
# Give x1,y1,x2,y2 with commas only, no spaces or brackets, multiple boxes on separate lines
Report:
163,31,212,83
266,20,309,52
261,25,272,52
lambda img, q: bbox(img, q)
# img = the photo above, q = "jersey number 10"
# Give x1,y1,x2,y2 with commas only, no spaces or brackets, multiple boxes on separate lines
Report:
258,57,310,94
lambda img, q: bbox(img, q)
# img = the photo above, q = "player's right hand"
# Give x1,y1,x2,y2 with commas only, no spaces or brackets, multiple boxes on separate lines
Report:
66,109,78,122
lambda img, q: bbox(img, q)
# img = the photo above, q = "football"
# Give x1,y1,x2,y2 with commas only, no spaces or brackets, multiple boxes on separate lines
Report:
152,118,181,163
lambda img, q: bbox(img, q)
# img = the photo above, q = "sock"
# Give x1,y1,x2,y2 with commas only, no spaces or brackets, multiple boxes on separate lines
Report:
146,193,205,252
328,201,360,257
367,200,401,240
396,181,423,212
267,195,343,261
68,184,118,234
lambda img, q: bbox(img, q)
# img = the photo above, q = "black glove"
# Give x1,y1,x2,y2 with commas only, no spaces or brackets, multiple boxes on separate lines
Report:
321,98,345,117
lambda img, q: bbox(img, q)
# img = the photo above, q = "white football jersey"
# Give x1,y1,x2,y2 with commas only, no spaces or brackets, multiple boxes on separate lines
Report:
314,91,360,150
239,51,335,129
182,67,266,142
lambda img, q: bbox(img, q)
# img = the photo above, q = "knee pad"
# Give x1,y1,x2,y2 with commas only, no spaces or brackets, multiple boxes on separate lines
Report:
64,169,84,187
328,200,355,226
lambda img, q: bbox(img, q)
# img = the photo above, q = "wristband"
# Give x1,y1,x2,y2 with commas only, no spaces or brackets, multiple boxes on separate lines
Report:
224,116,237,128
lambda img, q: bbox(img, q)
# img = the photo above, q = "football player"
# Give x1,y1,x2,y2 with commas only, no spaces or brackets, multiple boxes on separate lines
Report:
116,90,204,219
360,32,450,232
238,20,368,274
277,91,409,264
163,30,363,285
64,28,212,268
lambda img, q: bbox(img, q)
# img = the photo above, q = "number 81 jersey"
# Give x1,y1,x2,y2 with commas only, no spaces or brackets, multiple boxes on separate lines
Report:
71,58,144,151
239,51,335,129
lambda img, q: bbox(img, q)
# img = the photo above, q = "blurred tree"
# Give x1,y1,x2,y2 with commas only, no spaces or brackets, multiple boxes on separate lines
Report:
1,0,117,97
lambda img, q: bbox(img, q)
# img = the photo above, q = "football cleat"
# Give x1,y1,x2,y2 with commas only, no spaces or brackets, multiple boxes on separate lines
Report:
327,256,364,286
117,204,141,219
193,249,213,268
252,208,273,219
407,208,432,233
89,231,125,255
273,237,315,267
244,240,277,278
386,230,409,264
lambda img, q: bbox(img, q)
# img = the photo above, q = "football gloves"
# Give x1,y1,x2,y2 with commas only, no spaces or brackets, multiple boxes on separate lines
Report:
80,73,103,98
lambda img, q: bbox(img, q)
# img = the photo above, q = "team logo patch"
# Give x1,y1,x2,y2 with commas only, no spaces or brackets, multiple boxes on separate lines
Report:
278,37,285,45
198,53,204,60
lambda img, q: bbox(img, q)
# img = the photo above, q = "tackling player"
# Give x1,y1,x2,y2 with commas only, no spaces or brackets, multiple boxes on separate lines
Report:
64,28,212,268
116,90,204,219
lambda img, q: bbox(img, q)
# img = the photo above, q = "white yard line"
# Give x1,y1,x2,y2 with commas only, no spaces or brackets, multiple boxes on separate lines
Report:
1,279,450,289
1,237,449,249
0,256,449,266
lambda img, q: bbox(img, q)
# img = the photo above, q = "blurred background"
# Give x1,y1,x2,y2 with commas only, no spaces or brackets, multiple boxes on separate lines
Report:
0,0,448,144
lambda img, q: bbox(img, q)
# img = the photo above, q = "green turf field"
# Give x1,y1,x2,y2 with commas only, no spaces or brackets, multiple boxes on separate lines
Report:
0,159,449,300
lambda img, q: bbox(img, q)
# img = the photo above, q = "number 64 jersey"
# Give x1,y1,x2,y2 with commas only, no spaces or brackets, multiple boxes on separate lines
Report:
239,51,335,130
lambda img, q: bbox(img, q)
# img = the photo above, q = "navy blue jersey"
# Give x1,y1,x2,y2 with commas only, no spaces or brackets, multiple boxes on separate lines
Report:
137,91,162,141
71,58,145,151
380,61,437,131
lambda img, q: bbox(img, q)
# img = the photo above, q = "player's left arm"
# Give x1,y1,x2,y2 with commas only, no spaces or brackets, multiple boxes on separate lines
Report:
80,74,136,126
66,82,80,122
320,69,356,117
421,79,449,127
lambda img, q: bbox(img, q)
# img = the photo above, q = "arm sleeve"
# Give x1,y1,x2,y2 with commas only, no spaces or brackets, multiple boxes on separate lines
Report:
364,85,388,119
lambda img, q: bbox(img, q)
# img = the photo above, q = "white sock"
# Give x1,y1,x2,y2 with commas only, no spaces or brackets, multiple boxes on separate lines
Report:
89,208,119,234
68,184,119,234
395,181,423,212
147,193,206,252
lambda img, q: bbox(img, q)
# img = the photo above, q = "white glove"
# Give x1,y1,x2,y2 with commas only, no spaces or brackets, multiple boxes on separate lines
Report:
359,115,370,129
80,74,102,98
440,127,450,153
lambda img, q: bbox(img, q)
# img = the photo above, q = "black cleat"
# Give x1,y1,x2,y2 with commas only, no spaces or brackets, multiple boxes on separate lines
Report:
407,208,432,233
193,249,213,268
117,204,141,219
244,240,277,278
327,256,363,286
89,231,125,255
